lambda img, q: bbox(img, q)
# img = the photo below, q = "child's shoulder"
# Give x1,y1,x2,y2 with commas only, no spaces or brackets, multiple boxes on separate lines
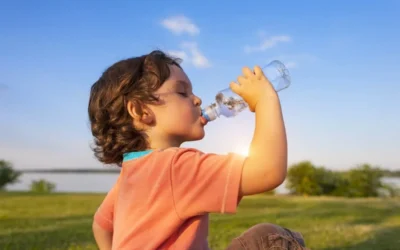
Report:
155,147,206,155
121,147,206,167
150,147,215,165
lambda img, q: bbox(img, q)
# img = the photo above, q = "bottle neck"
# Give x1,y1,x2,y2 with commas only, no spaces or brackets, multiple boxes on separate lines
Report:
201,103,220,122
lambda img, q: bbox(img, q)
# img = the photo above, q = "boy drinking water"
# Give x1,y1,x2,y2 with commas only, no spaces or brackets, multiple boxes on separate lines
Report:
89,50,307,249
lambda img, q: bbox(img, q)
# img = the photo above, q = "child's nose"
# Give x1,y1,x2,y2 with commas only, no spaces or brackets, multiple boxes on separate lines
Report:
193,95,202,106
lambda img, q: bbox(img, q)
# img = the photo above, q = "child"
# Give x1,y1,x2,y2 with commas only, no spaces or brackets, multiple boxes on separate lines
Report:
89,50,308,249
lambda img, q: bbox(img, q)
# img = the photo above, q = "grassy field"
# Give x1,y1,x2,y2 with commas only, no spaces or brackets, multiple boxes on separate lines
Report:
1,192,399,250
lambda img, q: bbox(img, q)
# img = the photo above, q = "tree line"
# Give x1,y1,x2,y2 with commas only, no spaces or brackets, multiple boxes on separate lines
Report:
286,161,399,197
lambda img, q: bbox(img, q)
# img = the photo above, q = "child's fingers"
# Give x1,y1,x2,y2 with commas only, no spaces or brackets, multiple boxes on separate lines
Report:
254,65,267,80
242,67,256,79
237,75,248,85
230,81,242,95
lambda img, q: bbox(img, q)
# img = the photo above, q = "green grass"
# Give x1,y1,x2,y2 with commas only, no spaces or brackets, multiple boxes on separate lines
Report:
1,192,399,250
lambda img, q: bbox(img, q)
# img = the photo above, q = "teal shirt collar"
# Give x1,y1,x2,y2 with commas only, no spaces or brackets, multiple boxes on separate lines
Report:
123,150,153,162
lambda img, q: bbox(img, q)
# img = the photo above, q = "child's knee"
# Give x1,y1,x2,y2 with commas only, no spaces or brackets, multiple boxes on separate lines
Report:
227,223,307,249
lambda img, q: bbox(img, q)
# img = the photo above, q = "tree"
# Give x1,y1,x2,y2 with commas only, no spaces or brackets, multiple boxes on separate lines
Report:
30,179,56,193
0,160,21,190
314,167,343,196
286,161,322,195
345,163,385,197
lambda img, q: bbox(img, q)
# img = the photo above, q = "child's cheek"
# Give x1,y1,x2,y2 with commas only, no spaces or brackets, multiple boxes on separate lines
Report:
182,107,196,121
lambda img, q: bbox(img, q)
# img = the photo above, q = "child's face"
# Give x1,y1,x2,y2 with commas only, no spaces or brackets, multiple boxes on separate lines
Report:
148,65,207,147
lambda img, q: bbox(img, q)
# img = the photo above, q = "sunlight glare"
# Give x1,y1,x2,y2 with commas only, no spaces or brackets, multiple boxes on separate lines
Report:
233,145,250,157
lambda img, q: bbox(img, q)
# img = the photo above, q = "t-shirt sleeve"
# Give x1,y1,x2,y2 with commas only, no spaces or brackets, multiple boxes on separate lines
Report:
93,176,120,232
169,148,246,219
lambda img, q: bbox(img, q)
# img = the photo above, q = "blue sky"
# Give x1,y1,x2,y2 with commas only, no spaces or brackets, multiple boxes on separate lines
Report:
0,0,399,170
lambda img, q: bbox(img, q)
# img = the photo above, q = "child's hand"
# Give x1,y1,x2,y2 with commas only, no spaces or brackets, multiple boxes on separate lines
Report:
230,66,277,112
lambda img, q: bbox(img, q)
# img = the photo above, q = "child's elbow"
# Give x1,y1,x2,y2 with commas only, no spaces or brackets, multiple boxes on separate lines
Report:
260,162,287,192
92,221,113,250
240,161,287,196
271,169,287,188
92,221,98,234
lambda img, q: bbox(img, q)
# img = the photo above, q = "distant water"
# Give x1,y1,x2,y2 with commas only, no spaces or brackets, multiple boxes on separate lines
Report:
7,173,119,193
6,173,400,194
383,177,400,187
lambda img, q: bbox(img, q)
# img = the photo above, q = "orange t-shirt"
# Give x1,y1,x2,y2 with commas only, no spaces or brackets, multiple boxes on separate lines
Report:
93,147,245,250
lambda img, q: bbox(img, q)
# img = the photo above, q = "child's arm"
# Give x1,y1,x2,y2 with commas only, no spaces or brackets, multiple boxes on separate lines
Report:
169,66,287,217
230,66,287,196
92,221,113,250
92,176,119,250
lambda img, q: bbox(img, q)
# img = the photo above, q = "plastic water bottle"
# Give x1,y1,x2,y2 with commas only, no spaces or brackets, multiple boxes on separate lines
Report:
201,60,291,122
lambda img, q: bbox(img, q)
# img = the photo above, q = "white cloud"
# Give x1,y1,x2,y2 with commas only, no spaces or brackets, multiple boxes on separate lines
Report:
166,50,188,61
168,42,211,69
245,35,291,53
161,15,209,69
181,42,211,68
161,15,200,36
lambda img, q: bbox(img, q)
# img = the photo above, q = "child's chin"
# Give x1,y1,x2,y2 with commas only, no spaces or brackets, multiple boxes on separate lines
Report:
188,131,205,141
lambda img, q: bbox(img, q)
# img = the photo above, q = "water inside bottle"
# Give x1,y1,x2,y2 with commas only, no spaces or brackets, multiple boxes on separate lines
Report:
215,91,248,116
201,60,291,121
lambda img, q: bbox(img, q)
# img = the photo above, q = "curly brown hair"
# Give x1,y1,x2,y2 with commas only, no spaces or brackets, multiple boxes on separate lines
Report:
88,50,181,166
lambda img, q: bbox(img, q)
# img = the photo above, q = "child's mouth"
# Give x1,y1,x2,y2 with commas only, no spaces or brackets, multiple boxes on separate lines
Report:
200,116,208,126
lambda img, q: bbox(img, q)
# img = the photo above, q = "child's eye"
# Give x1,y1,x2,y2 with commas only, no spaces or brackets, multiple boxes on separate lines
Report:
178,92,188,97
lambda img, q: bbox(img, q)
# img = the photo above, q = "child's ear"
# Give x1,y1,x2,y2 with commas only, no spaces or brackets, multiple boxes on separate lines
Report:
126,100,154,126
139,106,154,125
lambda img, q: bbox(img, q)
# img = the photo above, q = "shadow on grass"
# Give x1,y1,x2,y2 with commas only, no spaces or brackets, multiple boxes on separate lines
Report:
0,215,95,250
322,226,400,250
